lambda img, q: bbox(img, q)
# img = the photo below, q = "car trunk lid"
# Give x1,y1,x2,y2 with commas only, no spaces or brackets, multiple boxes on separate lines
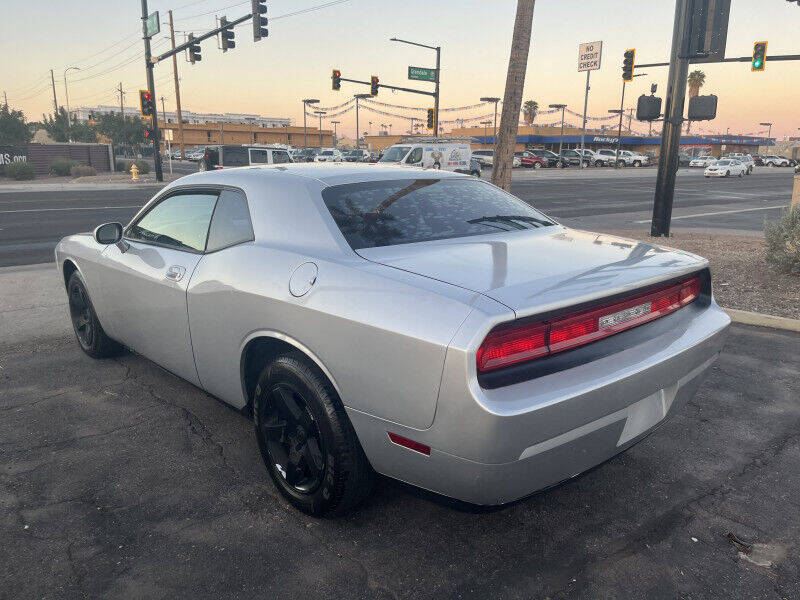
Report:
356,228,707,317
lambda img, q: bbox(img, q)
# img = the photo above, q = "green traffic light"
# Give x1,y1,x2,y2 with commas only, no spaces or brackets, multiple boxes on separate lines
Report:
753,60,762,68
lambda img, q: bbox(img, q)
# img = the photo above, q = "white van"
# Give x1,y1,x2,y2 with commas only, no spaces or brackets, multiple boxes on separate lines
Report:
378,138,472,172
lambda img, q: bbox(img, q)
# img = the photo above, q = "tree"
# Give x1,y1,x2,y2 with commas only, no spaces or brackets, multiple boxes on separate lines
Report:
42,108,97,143
492,0,536,191
0,104,33,145
522,100,539,125
686,70,706,133
95,112,145,152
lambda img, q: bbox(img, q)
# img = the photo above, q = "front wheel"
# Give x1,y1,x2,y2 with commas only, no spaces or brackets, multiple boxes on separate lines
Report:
725,170,730,177
533,161,542,169
594,160,604,168
67,271,122,359
633,160,642,167
617,160,626,168
253,352,374,516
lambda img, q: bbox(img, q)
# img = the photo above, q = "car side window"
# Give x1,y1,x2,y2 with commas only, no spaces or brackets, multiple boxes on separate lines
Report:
223,146,249,167
128,192,218,252
205,189,255,253
272,150,291,164
249,149,270,164
406,147,423,163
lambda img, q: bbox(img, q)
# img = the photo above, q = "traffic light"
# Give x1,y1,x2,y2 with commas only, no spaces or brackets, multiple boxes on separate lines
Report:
251,0,268,41
139,90,155,117
220,17,235,52
144,127,158,142
426,108,435,130
370,76,379,96
751,41,767,71
188,33,202,64
332,69,341,91
622,49,635,82
636,94,662,121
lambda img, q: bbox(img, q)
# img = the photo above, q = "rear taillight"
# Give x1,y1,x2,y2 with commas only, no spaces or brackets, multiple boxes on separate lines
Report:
477,275,702,373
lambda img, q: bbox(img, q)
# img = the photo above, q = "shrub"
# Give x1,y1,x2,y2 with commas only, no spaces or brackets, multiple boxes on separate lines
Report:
4,161,35,180
49,157,76,176
70,164,96,178
765,206,800,275
115,159,130,172
133,160,150,174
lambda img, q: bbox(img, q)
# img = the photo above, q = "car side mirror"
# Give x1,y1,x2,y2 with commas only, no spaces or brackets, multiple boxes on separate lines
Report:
94,222,123,245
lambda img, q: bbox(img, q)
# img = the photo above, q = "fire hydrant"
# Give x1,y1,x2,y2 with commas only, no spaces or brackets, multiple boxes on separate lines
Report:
130,163,139,182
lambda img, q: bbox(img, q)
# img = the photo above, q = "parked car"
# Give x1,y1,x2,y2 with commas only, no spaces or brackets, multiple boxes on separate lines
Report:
628,152,651,167
594,149,625,167
763,155,791,167
344,149,371,162
704,159,747,178
559,149,589,167
198,145,293,171
185,148,205,162
530,149,565,168
795,162,800,174
472,149,494,167
516,151,547,169
368,151,380,163
678,152,692,167
56,164,729,516
314,148,345,162
576,149,599,167
752,155,766,166
690,156,716,168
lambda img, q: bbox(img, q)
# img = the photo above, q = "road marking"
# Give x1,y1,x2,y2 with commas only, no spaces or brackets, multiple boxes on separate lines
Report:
0,205,142,214
633,205,788,223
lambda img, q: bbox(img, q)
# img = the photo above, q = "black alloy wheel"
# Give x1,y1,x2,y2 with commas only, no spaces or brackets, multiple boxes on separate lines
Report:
69,282,94,348
259,382,326,494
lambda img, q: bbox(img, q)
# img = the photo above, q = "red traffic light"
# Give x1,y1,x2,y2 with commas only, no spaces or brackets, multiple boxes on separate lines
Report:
370,76,379,96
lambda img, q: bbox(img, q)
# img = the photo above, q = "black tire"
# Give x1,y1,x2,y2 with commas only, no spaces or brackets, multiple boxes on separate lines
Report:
725,170,730,177
617,160,626,168
198,159,208,172
253,352,374,516
633,160,642,167
738,171,743,178
533,161,542,169
67,271,122,359
595,160,604,168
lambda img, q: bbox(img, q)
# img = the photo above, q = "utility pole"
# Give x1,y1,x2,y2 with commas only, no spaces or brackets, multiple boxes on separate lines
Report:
161,95,173,175
550,103,567,157
331,120,340,146
141,0,163,182
302,98,319,148
168,10,186,160
615,81,626,168
117,82,125,115
480,97,501,143
354,94,369,148
63,66,79,120
650,0,691,237
219,121,224,144
315,110,326,147
50,69,58,114
492,0,536,191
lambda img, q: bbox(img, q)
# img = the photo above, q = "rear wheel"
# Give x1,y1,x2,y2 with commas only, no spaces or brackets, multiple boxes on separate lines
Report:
738,171,744,178
67,271,121,359
633,160,642,167
617,160,626,168
725,170,730,177
253,352,374,516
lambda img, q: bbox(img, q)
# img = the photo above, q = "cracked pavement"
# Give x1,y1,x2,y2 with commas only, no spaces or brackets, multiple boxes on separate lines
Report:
0,265,799,599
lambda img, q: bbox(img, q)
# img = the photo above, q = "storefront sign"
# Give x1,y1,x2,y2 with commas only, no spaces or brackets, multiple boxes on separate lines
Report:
578,41,603,72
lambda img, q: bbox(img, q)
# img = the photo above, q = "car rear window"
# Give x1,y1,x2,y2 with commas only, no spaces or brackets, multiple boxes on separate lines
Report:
321,178,554,249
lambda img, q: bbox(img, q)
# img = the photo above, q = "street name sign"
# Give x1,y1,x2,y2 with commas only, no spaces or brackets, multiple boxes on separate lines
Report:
408,66,437,82
578,41,603,72
145,11,160,38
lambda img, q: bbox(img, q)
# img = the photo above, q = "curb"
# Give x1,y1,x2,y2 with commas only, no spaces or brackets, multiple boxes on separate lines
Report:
724,308,800,333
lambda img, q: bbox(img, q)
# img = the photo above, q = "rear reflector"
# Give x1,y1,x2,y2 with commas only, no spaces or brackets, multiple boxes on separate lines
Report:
387,432,431,456
477,275,702,372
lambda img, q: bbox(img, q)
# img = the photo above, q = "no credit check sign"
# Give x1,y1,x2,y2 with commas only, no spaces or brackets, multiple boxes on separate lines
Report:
578,41,603,72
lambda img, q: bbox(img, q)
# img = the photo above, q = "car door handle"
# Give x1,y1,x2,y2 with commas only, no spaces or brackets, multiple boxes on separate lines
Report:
165,265,186,282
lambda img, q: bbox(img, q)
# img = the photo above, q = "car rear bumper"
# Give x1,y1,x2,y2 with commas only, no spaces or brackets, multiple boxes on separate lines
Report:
348,301,730,505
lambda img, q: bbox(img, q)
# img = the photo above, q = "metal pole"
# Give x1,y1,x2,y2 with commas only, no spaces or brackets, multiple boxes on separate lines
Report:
141,0,163,182
434,46,441,136
615,81,626,169
579,70,590,171
162,96,173,175
493,100,498,142
319,113,323,147
118,82,124,115
355,96,359,147
168,10,186,160
303,101,307,148
650,0,692,237
50,69,58,114
558,107,565,156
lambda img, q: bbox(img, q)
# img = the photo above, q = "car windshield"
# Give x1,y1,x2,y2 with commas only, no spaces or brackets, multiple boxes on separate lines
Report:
322,178,555,249
379,146,411,162
715,160,731,165
321,151,333,156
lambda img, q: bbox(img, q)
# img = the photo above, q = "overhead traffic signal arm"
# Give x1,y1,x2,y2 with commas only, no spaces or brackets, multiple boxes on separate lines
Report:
330,74,436,98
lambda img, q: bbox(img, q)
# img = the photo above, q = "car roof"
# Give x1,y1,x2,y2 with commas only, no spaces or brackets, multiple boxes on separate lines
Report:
165,162,469,189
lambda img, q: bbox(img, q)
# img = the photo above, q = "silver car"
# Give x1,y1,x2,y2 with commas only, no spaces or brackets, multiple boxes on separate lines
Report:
55,164,730,516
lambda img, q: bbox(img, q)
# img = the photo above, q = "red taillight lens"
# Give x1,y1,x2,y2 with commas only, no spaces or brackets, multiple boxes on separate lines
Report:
476,323,548,372
477,275,702,373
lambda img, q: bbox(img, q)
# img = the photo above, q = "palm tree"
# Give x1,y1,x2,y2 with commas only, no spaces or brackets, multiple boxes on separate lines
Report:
686,70,706,133
522,100,539,125
492,0,537,190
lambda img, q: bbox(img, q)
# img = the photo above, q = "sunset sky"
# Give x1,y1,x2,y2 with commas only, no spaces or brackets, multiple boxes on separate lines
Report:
3,0,800,139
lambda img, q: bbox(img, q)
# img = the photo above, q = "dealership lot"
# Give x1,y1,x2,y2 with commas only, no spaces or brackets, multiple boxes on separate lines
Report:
1,264,798,599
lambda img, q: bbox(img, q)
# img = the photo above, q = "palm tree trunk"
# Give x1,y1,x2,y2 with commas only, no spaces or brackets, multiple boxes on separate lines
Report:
491,0,536,191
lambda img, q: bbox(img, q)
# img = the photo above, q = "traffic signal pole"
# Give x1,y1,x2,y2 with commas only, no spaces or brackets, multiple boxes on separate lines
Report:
651,0,692,237
434,45,441,135
141,0,163,182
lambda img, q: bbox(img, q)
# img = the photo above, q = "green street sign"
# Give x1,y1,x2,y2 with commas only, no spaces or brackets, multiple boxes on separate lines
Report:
408,66,437,82
145,11,160,38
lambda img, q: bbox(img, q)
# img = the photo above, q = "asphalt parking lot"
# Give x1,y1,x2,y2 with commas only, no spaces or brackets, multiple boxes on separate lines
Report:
1,266,799,599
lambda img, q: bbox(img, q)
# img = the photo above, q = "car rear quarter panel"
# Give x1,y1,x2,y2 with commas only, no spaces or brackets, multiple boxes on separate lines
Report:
186,243,480,429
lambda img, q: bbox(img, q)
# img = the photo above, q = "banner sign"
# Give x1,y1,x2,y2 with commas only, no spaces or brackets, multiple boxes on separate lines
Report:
0,145,28,174
578,41,603,72
408,66,437,82
145,11,160,38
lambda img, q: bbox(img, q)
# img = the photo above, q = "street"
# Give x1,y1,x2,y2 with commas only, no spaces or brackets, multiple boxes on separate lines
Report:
0,167,793,267
1,262,798,598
